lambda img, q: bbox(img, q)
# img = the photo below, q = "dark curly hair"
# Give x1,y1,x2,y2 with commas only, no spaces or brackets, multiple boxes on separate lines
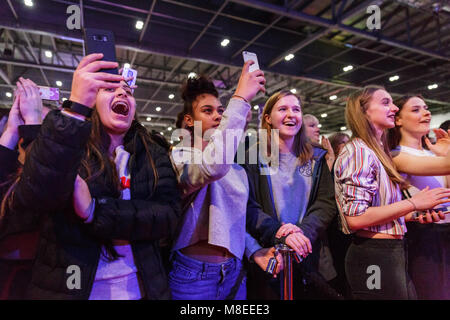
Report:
180,75,218,118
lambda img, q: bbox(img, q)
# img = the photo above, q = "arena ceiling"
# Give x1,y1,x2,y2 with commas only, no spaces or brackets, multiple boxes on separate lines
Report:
1,0,449,135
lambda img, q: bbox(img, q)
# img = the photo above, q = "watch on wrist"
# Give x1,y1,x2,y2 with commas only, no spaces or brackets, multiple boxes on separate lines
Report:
62,100,93,118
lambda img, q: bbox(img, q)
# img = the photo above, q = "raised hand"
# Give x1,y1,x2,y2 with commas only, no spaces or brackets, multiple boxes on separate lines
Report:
409,186,450,211
0,92,23,149
70,53,124,108
234,60,266,102
425,128,450,156
16,77,43,125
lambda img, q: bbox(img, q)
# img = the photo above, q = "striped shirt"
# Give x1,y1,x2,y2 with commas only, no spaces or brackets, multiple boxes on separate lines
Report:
334,138,406,235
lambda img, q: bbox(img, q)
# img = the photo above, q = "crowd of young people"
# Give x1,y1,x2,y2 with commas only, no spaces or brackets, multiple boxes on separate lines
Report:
0,52,449,300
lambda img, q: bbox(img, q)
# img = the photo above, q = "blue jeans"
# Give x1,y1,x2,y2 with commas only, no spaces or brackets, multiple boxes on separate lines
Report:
169,250,246,300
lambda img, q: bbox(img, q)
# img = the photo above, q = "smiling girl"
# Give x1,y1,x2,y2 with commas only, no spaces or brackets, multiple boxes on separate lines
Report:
243,90,338,299
168,63,308,300
334,86,450,299
388,95,450,299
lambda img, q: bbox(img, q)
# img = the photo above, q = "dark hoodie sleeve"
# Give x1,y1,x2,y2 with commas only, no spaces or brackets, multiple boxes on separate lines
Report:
12,110,91,214
1,111,90,240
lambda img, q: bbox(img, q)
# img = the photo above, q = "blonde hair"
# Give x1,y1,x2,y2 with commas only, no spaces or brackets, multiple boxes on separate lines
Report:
346,86,405,187
261,90,313,165
303,114,319,124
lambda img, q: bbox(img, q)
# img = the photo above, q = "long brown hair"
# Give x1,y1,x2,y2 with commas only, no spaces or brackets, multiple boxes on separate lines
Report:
0,141,32,225
261,90,313,165
329,132,350,158
387,94,427,150
346,86,405,187
0,109,160,261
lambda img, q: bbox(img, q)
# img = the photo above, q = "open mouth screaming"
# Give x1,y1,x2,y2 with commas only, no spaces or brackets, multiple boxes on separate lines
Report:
111,101,130,116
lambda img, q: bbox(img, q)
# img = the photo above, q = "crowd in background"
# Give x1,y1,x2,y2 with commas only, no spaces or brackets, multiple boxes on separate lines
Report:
0,53,449,300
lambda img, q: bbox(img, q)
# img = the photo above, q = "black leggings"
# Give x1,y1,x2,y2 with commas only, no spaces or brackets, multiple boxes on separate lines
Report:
406,222,450,300
345,237,417,300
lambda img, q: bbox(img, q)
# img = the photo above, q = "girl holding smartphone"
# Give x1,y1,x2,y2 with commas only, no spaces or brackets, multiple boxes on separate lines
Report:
1,54,181,299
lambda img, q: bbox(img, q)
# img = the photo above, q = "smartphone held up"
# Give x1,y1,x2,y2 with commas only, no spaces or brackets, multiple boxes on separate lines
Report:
83,28,118,75
242,51,260,73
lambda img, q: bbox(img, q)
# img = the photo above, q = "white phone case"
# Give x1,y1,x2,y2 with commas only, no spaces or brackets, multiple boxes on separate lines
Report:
242,51,260,73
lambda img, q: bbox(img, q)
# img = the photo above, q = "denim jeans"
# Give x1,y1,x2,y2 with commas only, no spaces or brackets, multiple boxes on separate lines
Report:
169,250,246,300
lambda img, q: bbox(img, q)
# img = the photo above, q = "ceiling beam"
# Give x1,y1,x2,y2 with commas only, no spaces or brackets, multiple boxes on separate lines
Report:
228,0,450,62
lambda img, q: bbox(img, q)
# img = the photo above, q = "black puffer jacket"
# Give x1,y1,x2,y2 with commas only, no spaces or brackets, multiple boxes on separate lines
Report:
7,110,181,299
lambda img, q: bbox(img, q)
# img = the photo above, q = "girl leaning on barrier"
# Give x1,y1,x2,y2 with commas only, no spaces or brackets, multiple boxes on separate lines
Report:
241,90,338,300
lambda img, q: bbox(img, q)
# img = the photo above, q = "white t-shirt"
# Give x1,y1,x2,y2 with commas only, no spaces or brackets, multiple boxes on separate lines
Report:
394,145,450,224
89,145,144,300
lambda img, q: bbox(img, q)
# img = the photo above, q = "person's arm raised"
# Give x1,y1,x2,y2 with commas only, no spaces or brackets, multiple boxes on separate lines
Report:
392,151,450,176
173,60,266,196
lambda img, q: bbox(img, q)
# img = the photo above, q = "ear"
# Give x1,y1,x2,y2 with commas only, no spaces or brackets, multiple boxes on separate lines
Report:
184,114,194,128
395,115,402,127
264,113,271,125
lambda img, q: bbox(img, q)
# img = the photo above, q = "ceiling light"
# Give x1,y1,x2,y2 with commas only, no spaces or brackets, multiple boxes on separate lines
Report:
56,81,62,87
45,50,52,58
321,113,328,118
340,126,347,131
343,65,353,72
6,92,12,98
329,95,337,101
155,106,161,112
221,39,230,47
146,117,152,121
160,131,164,135
253,105,259,110
318,124,322,128
168,94,175,100
168,127,173,131
389,75,399,82
290,88,297,94
428,84,438,90
62,97,67,102
188,72,197,79
170,140,174,144
24,0,33,7
135,20,144,30
124,63,131,69
284,54,294,61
